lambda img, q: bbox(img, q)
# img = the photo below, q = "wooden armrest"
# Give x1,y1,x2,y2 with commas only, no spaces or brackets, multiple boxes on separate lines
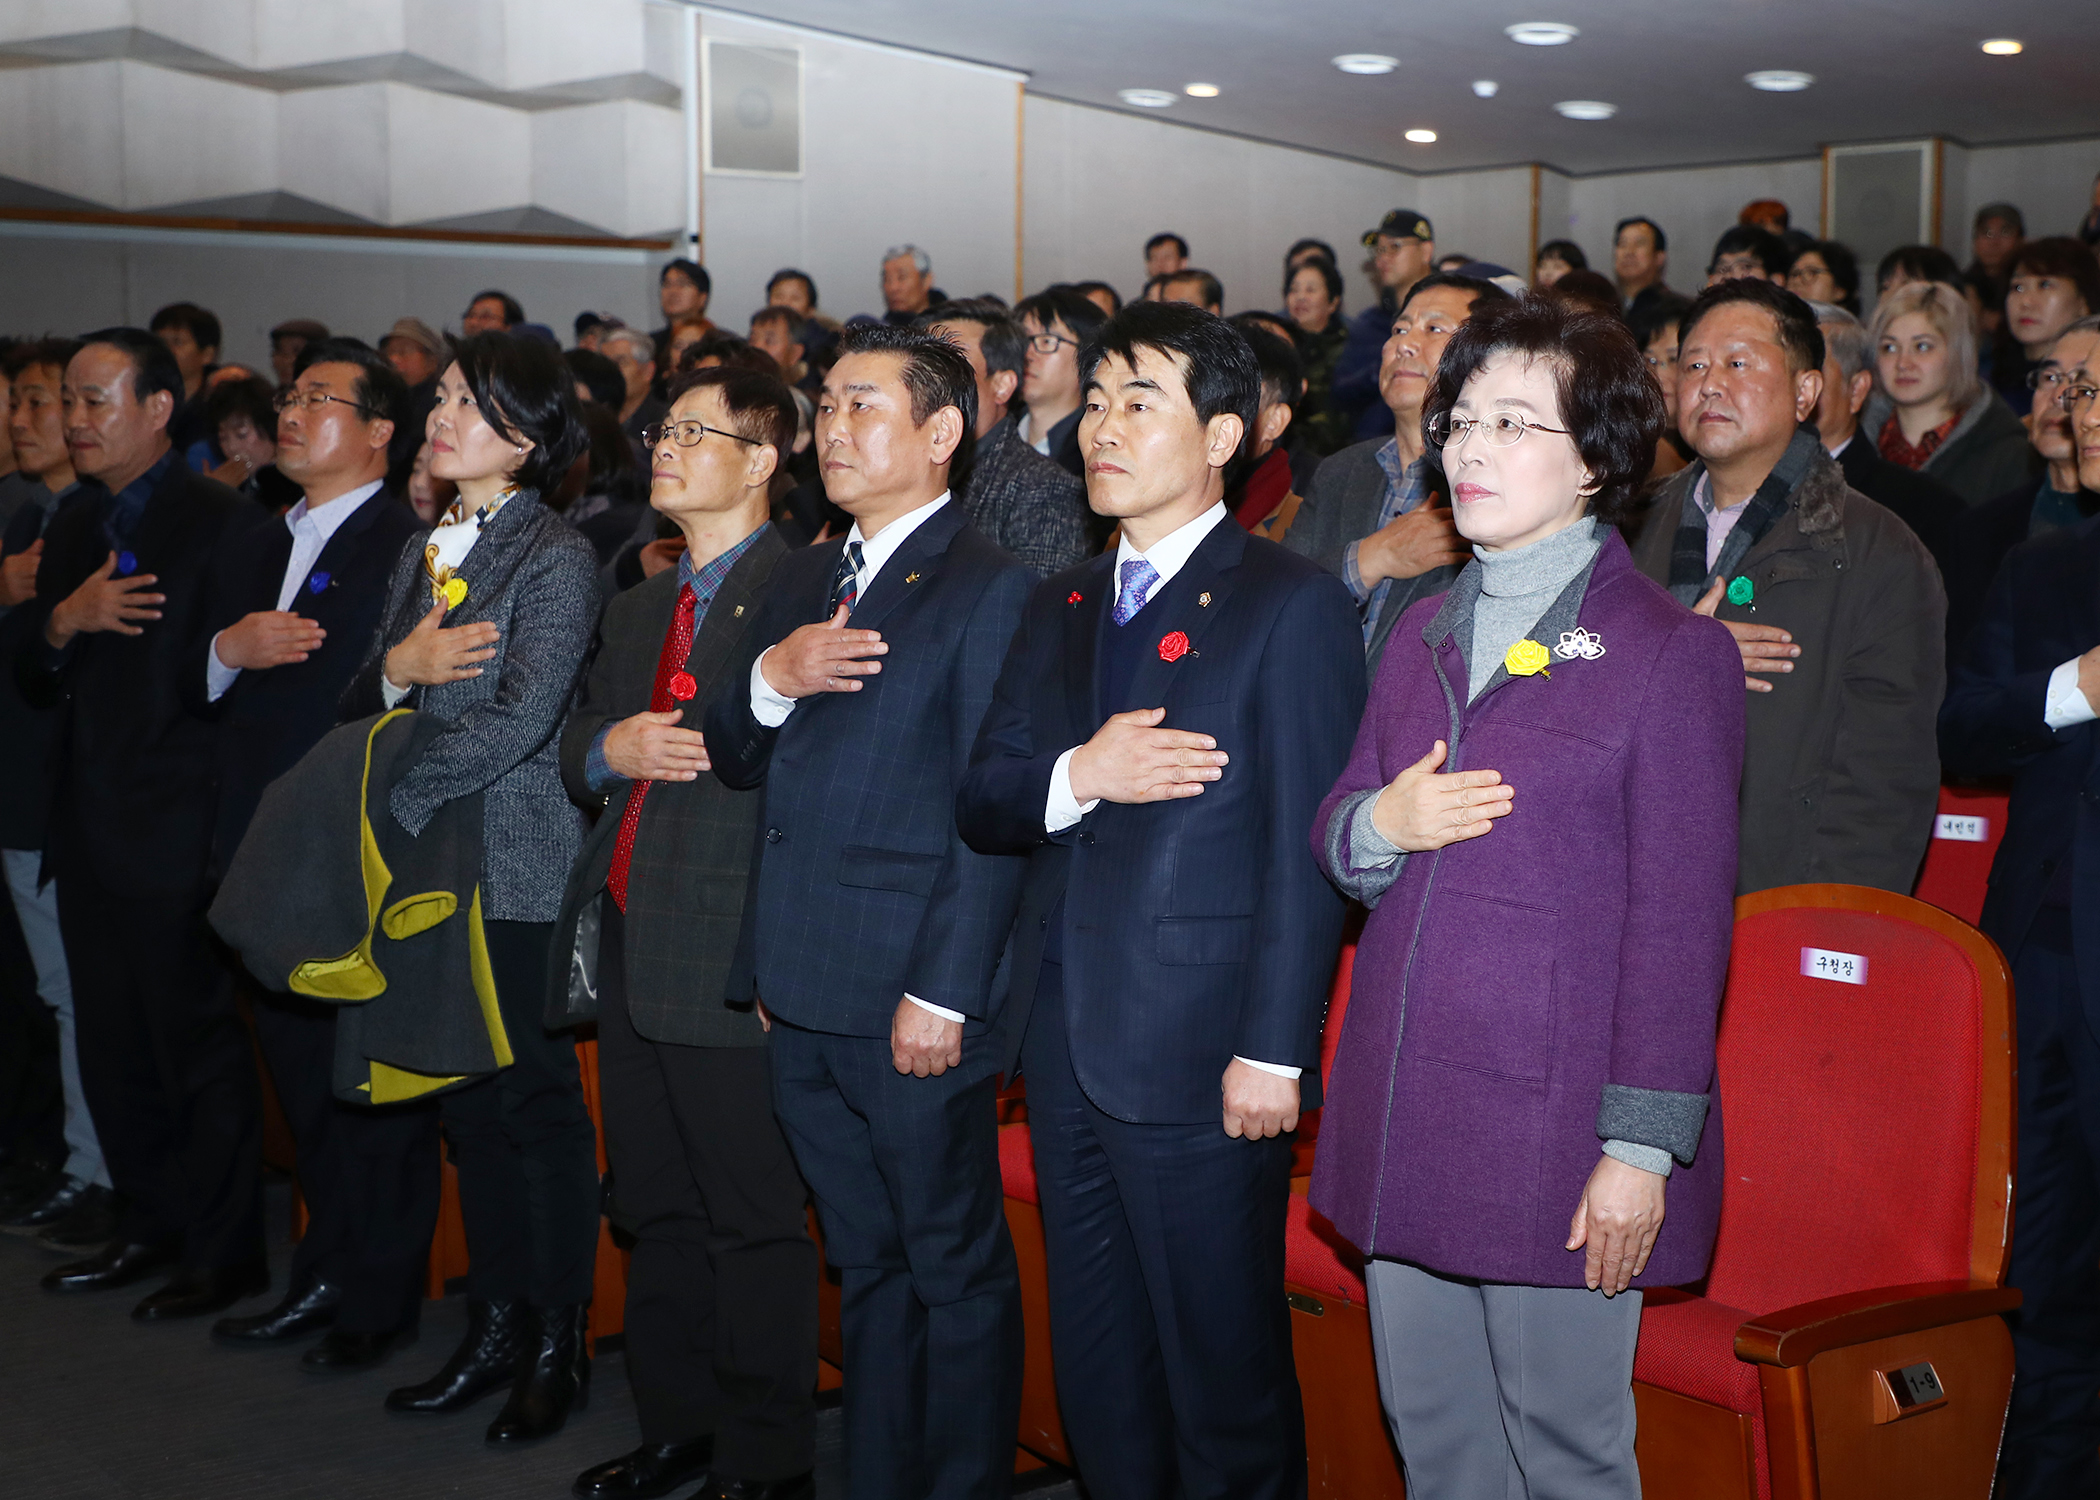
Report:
1735,1281,2021,1368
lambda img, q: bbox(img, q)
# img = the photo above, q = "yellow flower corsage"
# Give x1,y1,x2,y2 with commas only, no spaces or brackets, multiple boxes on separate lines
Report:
1504,638,1552,678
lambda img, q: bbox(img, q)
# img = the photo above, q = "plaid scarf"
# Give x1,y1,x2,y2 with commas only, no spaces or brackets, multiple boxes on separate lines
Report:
1667,423,1826,605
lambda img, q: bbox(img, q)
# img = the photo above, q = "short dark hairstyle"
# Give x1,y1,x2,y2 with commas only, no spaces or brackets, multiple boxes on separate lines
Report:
1145,232,1189,258
1796,239,1861,310
204,375,277,440
3,336,82,381
1227,316,1304,413
660,258,712,296
76,326,186,413
1070,280,1123,314
1014,286,1109,346
1709,225,1792,277
573,310,618,341
680,330,779,379
1287,237,1338,268
446,331,587,494
2010,236,2100,320
1425,295,1664,527
1536,239,1588,271
1286,256,1344,305
467,289,525,328
564,347,626,409
767,268,819,307
148,301,222,353
1627,293,1692,352
1876,244,1963,293
1614,216,1667,255
916,297,1026,383
1161,268,1225,311
1081,301,1262,476
1547,269,1623,318
294,336,414,482
1396,271,1513,322
1974,201,2025,236
664,365,798,459
750,305,807,343
831,322,978,490
1678,277,1826,375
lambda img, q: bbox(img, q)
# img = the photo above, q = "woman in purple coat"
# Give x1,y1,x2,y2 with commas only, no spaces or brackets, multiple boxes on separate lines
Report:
1309,296,1744,1498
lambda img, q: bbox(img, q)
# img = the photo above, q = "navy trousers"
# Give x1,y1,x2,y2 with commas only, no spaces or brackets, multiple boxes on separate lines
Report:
2001,909,2100,1499
768,1019,1021,1500
1022,960,1305,1500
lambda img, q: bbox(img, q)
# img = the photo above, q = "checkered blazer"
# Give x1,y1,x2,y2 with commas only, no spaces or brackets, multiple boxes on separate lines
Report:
955,415,1092,579
705,502,1034,1037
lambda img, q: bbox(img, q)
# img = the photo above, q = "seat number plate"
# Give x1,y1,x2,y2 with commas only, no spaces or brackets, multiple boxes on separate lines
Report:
1801,947,1868,985
1934,814,1989,842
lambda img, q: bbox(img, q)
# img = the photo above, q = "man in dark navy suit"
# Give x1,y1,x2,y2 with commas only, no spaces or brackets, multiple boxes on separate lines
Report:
957,302,1366,1500
1941,368,2100,1499
706,322,1033,1500
186,340,438,1368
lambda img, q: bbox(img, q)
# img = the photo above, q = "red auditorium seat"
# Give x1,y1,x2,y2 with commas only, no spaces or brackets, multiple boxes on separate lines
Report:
1631,884,2017,1500
1910,783,2010,927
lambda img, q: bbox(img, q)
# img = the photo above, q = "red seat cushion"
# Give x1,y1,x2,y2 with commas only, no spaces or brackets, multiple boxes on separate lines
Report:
1285,1194,1367,1308
1634,1290,1767,1495
1911,785,2008,928
999,1121,1038,1205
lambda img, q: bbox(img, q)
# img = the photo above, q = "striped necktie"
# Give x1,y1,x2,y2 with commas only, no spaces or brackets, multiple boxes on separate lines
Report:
828,540,865,616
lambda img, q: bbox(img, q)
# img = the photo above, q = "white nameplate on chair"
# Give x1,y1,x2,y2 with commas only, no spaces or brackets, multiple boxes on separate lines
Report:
1801,948,1868,985
1934,814,1989,842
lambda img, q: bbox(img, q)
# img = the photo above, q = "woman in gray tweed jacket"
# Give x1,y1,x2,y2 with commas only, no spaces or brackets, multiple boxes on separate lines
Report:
339,333,601,1444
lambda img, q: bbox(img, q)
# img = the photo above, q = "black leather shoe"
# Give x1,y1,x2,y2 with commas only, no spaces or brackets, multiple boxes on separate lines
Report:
132,1262,270,1322
213,1278,343,1343
32,1185,118,1251
709,1473,815,1500
2,1176,100,1232
301,1325,410,1372
572,1438,716,1500
486,1303,591,1445
386,1299,524,1414
41,1240,175,1293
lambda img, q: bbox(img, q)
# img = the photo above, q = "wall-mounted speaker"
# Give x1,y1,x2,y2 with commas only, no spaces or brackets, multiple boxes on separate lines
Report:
1823,140,1942,302
705,40,802,177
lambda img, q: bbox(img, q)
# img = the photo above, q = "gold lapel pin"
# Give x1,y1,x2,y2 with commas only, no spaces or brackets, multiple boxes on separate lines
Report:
732,604,745,617
1198,591,1212,607
905,571,921,584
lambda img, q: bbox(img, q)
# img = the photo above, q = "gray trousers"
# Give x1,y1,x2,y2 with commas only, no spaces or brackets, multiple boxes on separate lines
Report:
1365,1259,1641,1500
3,849,106,1188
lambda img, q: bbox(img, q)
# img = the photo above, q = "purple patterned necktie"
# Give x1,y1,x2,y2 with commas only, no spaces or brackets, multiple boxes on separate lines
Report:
1113,558,1160,627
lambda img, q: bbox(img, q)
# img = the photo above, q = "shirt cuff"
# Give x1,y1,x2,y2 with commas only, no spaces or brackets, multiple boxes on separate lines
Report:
1234,1056,1303,1080
381,673,412,709
1602,1139,1673,1178
584,721,623,795
1341,538,1371,604
205,633,240,703
906,993,965,1023
750,649,796,728
2045,657,2096,731
1046,747,1101,833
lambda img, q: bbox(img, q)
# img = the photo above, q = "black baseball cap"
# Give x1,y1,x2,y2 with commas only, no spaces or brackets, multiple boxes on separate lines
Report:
1363,209,1433,247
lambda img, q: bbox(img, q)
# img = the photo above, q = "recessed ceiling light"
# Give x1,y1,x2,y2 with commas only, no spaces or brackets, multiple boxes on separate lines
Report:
1405,128,1438,143
1332,54,1400,75
1472,80,1499,98
1745,70,1814,92
1506,22,1579,46
1981,38,2023,56
1553,99,1617,120
1183,82,1219,98
1118,88,1177,108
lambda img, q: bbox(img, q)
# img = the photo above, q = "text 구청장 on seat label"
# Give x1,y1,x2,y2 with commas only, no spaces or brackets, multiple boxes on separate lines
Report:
1801,947,1868,985
1934,814,1989,842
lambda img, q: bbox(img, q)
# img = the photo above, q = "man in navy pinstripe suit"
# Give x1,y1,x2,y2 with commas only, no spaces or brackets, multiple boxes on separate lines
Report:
958,303,1366,1500
706,323,1033,1500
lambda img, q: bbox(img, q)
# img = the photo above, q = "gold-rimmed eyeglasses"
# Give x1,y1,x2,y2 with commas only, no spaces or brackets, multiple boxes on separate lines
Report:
1428,411,1573,449
642,419,761,449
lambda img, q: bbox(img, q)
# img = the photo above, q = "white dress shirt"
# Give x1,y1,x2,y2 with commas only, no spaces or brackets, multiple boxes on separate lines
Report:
1040,501,1298,1081
207,481,382,702
745,492,959,1020
2046,659,2098,731
381,493,503,708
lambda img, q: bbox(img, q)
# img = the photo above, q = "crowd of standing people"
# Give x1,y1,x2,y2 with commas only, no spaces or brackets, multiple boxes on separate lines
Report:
0,174,2098,1500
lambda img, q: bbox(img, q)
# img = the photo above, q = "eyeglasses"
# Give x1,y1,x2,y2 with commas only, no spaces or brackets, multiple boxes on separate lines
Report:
1027,332,1079,355
272,389,377,417
642,419,760,449
2030,367,2076,393
1428,411,1572,449
2063,382,2100,409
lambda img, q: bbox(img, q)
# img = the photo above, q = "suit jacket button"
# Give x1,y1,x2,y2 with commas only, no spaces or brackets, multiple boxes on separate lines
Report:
765,827,782,843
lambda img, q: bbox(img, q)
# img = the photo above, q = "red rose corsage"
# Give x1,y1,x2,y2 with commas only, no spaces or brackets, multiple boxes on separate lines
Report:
669,671,697,701
1158,630,1190,663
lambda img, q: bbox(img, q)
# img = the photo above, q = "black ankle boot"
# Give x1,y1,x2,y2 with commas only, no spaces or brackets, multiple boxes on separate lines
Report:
384,1299,524,1414
486,1303,591,1445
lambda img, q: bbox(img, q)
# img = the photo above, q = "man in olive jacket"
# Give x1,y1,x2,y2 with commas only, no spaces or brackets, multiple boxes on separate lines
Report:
1629,280,1944,895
